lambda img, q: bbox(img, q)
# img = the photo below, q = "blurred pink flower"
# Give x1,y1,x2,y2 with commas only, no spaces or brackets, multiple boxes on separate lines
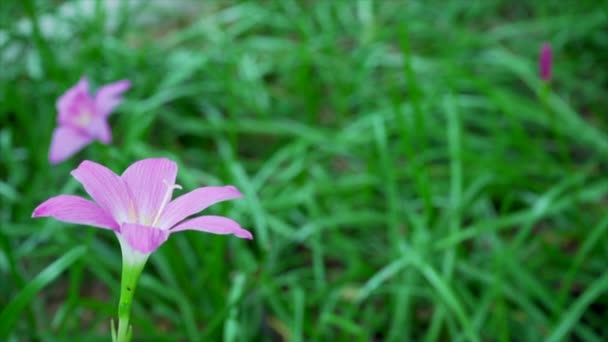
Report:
539,43,552,82
49,77,131,164
33,158,252,261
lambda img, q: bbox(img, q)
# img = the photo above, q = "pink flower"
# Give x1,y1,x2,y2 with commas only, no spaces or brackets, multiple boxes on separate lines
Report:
32,158,252,263
49,77,131,164
539,43,552,82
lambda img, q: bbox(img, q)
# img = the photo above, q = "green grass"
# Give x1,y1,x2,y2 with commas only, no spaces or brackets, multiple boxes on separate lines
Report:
1,0,608,340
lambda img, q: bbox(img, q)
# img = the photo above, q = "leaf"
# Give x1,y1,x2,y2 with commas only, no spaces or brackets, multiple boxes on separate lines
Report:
0,246,87,337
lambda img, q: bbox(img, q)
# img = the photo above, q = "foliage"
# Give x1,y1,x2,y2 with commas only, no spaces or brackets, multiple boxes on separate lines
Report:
1,0,607,340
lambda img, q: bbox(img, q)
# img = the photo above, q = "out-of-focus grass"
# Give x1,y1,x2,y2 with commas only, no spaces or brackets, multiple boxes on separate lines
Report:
1,0,608,340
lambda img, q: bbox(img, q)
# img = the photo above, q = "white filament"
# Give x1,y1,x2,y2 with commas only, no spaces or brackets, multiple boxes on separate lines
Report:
152,179,182,227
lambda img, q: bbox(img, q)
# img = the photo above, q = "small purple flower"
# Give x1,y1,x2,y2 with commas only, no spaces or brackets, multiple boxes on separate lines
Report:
49,77,131,164
33,158,252,263
539,43,552,82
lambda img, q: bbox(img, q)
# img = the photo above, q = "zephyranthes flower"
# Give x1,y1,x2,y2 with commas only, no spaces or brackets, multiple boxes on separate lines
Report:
49,77,131,164
32,158,251,341
33,157,252,259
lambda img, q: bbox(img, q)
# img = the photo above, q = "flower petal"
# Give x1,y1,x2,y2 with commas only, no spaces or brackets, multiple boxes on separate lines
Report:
94,80,131,117
171,215,252,239
32,194,119,230
157,186,243,229
89,118,112,144
71,160,134,224
48,126,94,164
120,223,169,254
57,77,94,126
121,158,178,225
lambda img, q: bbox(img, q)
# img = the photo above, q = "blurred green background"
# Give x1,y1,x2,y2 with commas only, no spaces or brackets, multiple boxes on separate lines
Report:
1,0,608,341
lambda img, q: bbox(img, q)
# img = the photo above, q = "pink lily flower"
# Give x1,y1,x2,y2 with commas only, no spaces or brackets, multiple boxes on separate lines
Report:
49,77,131,164
32,158,252,263
539,43,552,82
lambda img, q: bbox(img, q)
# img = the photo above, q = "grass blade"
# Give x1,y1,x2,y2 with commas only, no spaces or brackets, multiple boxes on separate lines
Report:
0,246,87,337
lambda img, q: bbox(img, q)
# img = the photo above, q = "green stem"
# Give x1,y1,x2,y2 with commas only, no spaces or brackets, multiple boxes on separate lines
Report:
115,257,146,342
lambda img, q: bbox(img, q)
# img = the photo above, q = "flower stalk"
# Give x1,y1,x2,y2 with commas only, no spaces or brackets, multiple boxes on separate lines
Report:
114,257,147,342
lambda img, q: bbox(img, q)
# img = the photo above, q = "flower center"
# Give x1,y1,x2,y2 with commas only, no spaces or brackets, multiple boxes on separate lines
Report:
151,179,182,227
75,111,93,127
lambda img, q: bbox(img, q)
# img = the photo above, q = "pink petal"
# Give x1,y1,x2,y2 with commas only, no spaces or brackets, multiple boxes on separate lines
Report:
48,126,94,164
89,118,112,143
57,77,94,126
157,186,243,229
171,215,253,239
121,158,178,225
120,223,169,254
71,160,134,224
32,194,119,230
94,80,131,117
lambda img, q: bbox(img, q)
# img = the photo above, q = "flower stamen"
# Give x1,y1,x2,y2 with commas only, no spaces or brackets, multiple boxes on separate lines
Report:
128,200,137,223
152,179,181,227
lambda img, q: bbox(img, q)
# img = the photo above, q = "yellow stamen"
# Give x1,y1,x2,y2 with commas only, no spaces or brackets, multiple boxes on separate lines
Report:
128,201,137,222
